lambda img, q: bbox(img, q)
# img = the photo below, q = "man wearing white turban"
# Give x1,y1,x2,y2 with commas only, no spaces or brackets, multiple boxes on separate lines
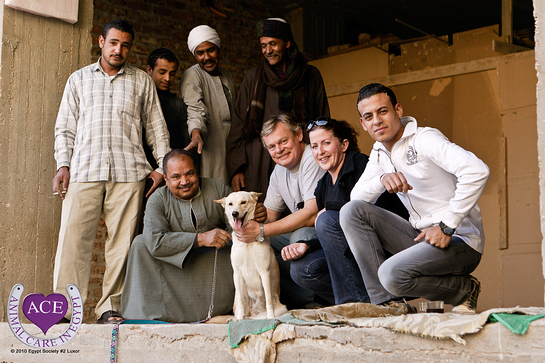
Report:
180,25,236,185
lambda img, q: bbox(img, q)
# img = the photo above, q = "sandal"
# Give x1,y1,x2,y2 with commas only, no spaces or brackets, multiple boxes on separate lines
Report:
97,310,124,324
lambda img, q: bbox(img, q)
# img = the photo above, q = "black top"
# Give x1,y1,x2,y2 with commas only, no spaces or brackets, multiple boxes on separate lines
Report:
144,89,191,170
314,150,409,220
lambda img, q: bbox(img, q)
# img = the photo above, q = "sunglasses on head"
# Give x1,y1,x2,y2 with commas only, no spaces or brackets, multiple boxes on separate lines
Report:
306,116,329,132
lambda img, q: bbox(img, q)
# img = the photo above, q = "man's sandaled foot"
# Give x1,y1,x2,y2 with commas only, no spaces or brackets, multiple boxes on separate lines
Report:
97,310,124,324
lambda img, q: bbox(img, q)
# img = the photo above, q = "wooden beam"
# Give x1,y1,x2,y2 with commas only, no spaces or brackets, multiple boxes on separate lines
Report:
499,136,508,250
493,40,530,54
326,50,534,98
327,57,496,98
502,0,513,43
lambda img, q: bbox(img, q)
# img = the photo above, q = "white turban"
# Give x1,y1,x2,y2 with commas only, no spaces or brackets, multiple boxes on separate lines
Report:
187,25,221,55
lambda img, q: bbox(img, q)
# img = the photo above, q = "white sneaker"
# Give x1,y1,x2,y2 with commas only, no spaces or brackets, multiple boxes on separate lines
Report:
452,276,480,314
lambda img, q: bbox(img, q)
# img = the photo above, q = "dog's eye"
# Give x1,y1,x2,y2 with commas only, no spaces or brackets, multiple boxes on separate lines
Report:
241,201,246,205
228,202,233,206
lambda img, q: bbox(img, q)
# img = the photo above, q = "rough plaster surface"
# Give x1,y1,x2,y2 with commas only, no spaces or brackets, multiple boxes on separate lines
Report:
535,0,545,307
1,321,545,362
0,1,93,323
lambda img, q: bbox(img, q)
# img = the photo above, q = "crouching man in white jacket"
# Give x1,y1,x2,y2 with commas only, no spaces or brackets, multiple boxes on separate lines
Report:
340,83,490,313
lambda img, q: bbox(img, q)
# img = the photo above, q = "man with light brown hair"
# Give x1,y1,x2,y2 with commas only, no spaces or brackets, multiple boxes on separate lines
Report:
235,114,326,308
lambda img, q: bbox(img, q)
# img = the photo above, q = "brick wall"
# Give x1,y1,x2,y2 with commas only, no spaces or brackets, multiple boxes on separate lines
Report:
84,0,286,322
92,0,286,84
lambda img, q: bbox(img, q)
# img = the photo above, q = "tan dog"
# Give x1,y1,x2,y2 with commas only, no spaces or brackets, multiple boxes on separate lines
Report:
216,191,287,320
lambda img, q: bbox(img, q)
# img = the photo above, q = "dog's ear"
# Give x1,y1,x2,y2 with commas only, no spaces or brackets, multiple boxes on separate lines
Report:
214,197,227,207
249,192,262,202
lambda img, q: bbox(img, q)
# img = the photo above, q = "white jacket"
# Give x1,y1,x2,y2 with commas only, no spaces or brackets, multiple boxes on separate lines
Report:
351,117,490,253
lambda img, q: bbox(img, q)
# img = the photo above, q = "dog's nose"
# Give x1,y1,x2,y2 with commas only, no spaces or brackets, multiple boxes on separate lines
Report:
232,211,239,218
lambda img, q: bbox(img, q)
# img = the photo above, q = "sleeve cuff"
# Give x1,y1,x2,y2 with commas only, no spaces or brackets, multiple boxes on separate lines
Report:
441,212,464,229
57,163,70,171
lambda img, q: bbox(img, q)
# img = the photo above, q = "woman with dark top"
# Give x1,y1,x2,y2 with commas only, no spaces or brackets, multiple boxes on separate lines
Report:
295,116,408,305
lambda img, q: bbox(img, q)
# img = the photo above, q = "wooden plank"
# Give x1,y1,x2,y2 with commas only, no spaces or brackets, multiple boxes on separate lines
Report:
502,0,513,42
326,50,534,98
492,40,530,54
499,136,508,250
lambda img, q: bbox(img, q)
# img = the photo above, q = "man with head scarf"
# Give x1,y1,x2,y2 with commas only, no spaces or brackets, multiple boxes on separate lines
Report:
226,18,330,199
180,25,236,185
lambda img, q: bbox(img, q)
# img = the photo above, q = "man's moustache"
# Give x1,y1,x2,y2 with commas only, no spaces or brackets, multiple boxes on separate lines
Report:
177,183,193,189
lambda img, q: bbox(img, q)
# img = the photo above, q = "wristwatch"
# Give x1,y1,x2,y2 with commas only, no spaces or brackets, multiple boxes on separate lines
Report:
257,223,265,242
439,221,455,236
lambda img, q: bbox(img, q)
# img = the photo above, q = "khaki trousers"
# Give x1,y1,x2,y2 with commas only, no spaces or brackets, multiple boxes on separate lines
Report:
53,180,145,319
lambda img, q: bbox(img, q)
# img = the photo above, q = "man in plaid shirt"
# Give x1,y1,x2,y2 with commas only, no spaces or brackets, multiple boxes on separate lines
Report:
52,19,170,324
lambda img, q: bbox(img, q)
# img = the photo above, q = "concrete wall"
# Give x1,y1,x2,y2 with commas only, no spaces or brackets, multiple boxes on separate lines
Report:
535,0,545,306
3,319,545,362
0,1,94,322
310,25,544,310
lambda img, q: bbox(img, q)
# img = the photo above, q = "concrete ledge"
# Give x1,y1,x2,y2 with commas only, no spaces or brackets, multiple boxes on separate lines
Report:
1,320,545,362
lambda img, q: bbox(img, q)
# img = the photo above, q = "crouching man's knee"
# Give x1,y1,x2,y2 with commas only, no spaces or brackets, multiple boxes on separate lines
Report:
378,259,410,297
339,200,375,230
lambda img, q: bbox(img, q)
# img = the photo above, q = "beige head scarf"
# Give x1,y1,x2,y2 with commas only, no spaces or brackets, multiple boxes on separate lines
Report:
187,25,221,55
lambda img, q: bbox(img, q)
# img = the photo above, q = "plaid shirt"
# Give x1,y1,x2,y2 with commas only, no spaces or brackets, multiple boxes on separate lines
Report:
54,59,170,182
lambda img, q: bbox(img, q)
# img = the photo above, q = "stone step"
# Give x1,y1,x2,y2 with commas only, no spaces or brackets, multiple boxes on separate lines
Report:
1,319,545,362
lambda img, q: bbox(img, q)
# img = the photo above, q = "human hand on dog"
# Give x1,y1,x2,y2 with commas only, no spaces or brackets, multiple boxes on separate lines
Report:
254,203,267,223
197,228,231,249
281,243,309,261
232,219,260,243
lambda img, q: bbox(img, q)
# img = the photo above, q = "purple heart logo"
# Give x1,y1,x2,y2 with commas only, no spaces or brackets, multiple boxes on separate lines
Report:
22,293,68,335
